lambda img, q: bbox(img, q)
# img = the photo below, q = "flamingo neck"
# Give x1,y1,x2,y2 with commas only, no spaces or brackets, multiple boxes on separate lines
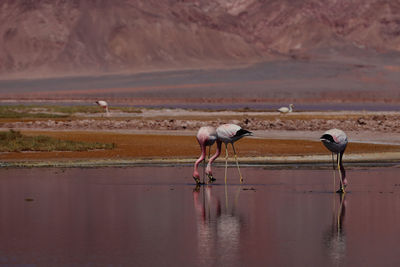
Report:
193,144,206,178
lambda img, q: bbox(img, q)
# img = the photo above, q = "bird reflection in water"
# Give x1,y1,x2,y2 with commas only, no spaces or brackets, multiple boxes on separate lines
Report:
324,167,347,265
192,184,242,264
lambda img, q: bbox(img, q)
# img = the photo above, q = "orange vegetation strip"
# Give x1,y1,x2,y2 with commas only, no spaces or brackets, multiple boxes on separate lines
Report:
0,130,399,161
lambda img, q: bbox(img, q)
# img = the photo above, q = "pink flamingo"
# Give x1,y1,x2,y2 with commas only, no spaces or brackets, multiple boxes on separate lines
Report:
193,126,218,185
320,128,348,193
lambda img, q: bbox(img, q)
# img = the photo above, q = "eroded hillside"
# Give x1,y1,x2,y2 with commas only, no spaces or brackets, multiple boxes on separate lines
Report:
0,0,399,77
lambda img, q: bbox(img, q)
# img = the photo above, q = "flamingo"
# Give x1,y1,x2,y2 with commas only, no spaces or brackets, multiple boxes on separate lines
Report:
215,124,252,184
95,100,110,116
278,103,294,114
320,129,348,193
193,126,218,185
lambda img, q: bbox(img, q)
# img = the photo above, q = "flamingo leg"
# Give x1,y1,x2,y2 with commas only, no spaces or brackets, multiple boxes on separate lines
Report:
206,141,220,183
332,167,336,194
202,158,206,184
232,143,243,183
224,143,228,184
202,146,211,184
332,152,336,193
206,146,210,184
337,152,345,193
331,152,335,170
193,144,206,185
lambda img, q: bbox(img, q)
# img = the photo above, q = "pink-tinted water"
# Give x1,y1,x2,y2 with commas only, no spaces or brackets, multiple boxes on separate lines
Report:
0,166,400,266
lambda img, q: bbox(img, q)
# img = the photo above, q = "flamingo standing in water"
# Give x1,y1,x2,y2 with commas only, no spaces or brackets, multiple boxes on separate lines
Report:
215,124,252,184
278,104,294,114
193,126,218,185
95,100,110,116
320,129,348,193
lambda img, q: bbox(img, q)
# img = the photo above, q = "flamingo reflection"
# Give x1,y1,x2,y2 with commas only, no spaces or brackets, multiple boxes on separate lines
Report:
324,167,347,265
192,185,242,264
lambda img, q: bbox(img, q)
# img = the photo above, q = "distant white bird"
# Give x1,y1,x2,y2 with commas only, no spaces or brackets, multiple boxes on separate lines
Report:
278,104,294,114
215,124,252,184
95,100,110,116
320,128,348,193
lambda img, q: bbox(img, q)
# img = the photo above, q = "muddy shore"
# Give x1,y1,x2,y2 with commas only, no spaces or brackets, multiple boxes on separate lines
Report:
2,109,400,135
0,109,400,166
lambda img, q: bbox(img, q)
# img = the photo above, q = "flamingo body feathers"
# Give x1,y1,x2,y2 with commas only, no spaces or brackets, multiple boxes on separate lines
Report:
320,128,348,154
96,100,108,108
196,126,217,147
278,104,294,114
216,124,252,144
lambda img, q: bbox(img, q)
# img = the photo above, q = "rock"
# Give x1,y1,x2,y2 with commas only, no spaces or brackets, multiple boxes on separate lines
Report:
357,118,367,125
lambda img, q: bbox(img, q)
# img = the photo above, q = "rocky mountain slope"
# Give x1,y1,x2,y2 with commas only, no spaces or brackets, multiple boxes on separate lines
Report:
0,0,399,77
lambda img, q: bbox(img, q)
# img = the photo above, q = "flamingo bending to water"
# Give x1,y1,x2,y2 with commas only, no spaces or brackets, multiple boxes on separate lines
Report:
215,124,252,184
320,128,348,193
95,100,110,116
193,126,218,185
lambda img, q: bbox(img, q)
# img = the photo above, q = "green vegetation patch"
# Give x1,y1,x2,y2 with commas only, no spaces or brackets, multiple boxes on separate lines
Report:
50,105,141,114
0,130,115,152
0,105,69,119
47,105,102,114
0,105,142,119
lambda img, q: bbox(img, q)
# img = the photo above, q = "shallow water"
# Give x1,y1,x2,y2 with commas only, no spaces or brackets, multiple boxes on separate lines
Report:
0,166,400,266
3,101,400,111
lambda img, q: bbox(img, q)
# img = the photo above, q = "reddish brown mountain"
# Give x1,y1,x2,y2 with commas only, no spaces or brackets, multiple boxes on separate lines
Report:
0,0,399,77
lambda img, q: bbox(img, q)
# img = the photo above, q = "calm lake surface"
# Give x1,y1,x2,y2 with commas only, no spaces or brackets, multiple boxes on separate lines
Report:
0,166,400,266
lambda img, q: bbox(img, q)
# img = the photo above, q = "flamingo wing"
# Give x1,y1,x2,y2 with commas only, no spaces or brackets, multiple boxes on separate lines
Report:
216,124,241,140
